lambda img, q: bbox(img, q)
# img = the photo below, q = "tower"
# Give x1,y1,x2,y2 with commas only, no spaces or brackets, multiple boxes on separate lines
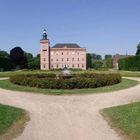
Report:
40,29,50,70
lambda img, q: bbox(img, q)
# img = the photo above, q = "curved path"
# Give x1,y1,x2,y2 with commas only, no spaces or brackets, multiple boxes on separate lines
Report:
0,78,140,140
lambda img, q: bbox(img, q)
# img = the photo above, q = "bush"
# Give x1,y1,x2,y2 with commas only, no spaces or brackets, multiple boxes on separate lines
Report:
10,72,121,89
119,55,140,71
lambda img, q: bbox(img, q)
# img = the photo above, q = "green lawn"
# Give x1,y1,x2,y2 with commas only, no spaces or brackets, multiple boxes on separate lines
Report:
102,102,140,140
0,78,138,95
0,70,58,77
119,71,140,77
0,104,24,135
1,70,140,78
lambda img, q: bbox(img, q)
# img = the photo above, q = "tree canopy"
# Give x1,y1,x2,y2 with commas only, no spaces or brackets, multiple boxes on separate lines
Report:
10,47,28,69
136,42,140,55
0,50,9,58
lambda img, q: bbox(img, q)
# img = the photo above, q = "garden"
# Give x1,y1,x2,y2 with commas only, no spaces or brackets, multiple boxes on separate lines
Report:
0,70,138,95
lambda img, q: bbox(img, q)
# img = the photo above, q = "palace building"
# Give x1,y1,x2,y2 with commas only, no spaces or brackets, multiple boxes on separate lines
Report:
40,30,87,70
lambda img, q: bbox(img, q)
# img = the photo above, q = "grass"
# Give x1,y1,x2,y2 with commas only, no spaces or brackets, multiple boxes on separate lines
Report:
119,71,140,77
0,70,59,77
102,102,140,140
0,104,24,135
0,78,138,95
1,70,140,78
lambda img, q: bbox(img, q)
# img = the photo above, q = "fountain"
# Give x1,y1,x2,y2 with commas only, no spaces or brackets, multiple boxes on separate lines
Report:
61,65,72,79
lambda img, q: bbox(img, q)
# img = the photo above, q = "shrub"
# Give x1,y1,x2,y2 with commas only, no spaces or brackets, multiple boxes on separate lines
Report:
119,55,140,71
10,72,121,89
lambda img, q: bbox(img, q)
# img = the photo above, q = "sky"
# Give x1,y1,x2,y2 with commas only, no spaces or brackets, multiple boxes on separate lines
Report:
0,0,140,57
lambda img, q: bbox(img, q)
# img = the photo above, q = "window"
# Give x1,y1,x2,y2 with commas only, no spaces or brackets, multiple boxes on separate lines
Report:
82,58,84,61
78,64,79,68
51,58,53,62
57,59,58,61
51,64,53,68
72,58,74,61
44,64,45,68
82,64,84,68
67,58,69,61
78,58,79,61
62,58,63,61
57,64,58,68
67,64,69,68
72,64,74,68
62,52,63,55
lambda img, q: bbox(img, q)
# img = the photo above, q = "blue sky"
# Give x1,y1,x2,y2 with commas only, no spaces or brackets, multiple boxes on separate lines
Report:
0,0,140,56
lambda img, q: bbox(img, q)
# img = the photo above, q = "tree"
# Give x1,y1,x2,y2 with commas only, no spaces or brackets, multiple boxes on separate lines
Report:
104,54,113,68
27,54,40,69
91,53,102,60
0,57,13,71
25,52,33,61
86,53,92,69
105,55,112,60
0,50,13,71
34,54,40,69
0,50,9,58
136,42,140,55
92,60,103,70
10,47,28,69
24,52,34,68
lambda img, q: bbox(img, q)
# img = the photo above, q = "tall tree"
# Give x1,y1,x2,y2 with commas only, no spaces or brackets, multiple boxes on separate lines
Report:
136,42,140,55
86,53,92,69
10,47,28,69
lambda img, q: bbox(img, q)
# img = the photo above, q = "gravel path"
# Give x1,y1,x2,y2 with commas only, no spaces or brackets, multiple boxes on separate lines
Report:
0,77,140,140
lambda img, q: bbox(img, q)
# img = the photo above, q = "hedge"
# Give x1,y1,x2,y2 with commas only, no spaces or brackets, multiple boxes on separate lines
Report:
119,55,140,71
10,73,121,89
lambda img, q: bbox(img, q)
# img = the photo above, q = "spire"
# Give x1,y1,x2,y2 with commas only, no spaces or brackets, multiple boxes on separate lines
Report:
42,29,47,40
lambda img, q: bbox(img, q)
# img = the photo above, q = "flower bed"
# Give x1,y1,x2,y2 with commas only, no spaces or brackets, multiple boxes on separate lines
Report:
10,73,121,89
